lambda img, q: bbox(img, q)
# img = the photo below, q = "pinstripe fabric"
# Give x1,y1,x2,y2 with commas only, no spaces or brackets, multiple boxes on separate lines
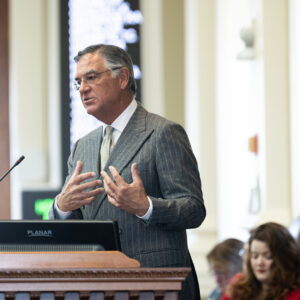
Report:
100,125,114,170
49,103,206,300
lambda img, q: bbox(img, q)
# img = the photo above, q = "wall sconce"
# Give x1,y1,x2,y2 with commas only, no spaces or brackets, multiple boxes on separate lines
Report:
237,20,256,60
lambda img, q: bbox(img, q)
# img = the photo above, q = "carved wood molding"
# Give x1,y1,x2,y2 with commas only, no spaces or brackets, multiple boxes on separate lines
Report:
0,267,190,279
0,267,190,297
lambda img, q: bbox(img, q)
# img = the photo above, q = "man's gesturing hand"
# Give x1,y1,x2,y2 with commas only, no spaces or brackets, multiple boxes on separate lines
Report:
57,161,104,212
101,163,149,216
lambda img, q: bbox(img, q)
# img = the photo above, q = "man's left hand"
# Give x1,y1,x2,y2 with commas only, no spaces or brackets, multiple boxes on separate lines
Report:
101,163,149,216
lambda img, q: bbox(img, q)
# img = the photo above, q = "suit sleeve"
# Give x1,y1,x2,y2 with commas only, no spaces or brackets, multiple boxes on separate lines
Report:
147,122,206,230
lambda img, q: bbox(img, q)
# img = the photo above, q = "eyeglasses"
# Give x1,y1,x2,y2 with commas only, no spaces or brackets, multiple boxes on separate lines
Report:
72,67,122,91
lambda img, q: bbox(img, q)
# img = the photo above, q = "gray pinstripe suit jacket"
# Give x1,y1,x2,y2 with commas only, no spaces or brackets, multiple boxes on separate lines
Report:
49,103,206,299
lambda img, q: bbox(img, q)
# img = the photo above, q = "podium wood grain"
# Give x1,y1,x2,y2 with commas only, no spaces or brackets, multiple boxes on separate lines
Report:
0,251,140,269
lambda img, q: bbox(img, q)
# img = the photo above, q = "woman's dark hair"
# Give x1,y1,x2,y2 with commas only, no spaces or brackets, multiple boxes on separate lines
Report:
229,222,300,300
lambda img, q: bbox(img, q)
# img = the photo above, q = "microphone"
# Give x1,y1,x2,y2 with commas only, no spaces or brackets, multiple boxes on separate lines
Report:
0,155,25,182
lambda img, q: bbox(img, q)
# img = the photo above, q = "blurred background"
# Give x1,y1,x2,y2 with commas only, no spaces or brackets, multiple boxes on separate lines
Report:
0,0,299,298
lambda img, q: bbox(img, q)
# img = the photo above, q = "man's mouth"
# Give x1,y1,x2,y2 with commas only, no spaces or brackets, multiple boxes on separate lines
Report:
83,97,94,102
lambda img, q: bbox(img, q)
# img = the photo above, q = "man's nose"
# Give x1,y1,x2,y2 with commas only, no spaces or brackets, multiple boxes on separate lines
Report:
79,80,91,92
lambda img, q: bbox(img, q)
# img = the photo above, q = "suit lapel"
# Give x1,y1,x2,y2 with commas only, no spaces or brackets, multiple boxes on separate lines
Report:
106,104,153,174
83,126,104,219
82,126,103,177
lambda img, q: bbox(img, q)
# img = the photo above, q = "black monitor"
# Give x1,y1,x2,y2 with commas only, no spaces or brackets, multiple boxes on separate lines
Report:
0,220,121,252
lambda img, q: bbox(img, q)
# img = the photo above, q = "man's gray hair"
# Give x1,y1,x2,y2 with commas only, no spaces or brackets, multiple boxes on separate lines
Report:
74,44,137,96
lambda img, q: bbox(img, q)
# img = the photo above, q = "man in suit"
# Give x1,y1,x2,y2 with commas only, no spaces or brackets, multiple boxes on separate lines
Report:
49,44,206,299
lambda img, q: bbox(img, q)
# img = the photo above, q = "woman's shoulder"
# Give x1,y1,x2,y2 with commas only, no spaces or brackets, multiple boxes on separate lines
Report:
285,289,300,300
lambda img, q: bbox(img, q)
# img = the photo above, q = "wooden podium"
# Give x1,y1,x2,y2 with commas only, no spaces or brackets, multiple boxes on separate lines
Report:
0,251,190,299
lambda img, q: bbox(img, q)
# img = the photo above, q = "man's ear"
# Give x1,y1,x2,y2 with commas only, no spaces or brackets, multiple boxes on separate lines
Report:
118,67,130,90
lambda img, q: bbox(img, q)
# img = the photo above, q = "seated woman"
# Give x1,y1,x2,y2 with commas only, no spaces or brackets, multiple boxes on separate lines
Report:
221,222,300,300
206,238,244,300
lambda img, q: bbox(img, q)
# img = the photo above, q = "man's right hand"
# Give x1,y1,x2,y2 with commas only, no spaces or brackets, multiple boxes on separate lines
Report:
57,160,104,212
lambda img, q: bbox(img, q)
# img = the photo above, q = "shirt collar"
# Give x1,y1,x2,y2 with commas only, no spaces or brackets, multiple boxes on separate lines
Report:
102,99,137,134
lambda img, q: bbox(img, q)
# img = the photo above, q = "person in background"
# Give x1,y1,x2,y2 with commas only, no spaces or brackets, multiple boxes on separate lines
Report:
48,44,206,299
206,238,244,300
221,222,300,300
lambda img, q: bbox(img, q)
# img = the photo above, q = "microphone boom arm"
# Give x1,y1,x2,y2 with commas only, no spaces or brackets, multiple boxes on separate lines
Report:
0,155,25,182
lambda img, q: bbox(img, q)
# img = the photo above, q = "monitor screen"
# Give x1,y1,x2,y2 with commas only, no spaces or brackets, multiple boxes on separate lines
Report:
0,220,121,252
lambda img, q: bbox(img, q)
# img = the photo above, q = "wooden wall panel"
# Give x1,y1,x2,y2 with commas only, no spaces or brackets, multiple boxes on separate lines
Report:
0,0,10,218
